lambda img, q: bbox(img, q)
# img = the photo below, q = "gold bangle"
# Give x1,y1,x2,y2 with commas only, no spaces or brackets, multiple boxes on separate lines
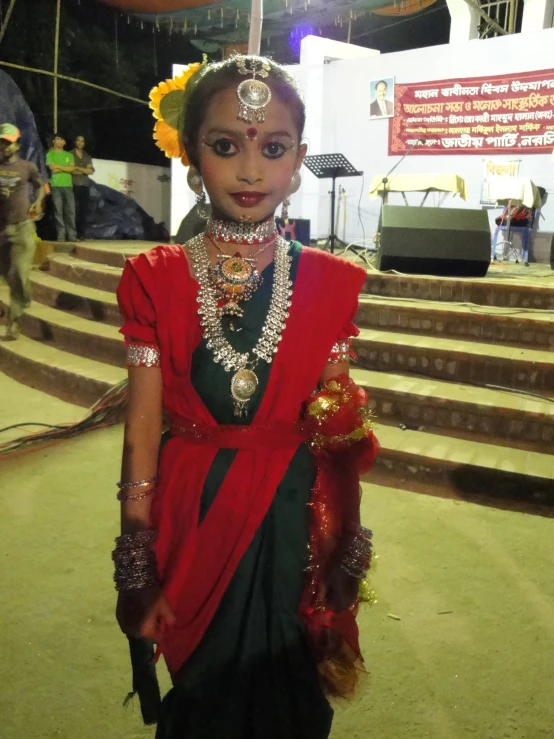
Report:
117,487,156,503
117,475,158,490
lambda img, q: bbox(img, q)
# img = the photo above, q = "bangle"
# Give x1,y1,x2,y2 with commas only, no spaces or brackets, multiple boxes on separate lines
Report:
340,526,373,580
116,487,156,503
117,475,158,491
112,529,158,591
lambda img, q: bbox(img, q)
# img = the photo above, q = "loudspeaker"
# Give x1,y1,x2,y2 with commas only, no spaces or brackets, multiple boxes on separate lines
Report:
378,206,491,277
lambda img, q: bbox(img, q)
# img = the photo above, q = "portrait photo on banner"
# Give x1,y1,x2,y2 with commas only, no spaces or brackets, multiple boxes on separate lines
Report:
370,77,395,119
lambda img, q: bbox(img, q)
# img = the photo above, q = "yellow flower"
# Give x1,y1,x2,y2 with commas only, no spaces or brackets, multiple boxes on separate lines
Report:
149,62,204,164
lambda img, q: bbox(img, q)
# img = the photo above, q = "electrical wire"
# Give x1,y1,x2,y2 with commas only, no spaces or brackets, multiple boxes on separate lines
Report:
0,380,128,459
0,422,66,434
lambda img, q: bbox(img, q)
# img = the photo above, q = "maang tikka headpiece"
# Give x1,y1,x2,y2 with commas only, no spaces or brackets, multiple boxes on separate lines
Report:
236,57,272,123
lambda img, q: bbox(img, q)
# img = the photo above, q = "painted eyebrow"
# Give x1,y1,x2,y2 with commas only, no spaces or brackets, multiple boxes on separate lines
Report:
205,128,294,139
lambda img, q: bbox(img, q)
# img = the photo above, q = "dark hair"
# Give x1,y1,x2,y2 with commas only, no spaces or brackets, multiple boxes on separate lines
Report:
376,80,388,89
53,133,64,139
181,56,305,169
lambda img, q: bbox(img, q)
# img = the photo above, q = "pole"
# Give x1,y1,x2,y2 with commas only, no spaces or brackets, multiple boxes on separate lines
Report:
330,175,337,254
0,0,17,46
248,0,263,55
53,0,61,133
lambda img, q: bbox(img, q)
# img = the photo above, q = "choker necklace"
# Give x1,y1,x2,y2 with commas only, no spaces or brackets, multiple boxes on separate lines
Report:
206,217,278,245
189,233,293,418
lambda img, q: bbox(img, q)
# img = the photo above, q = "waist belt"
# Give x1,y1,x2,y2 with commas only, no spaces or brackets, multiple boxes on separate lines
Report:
170,418,306,450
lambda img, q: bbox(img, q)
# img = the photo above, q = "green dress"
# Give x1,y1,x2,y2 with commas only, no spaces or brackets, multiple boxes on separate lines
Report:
155,242,334,739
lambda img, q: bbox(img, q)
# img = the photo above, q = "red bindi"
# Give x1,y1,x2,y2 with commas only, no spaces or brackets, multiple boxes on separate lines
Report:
246,127,258,141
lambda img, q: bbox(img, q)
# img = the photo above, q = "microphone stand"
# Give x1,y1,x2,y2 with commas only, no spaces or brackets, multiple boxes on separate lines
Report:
372,138,425,251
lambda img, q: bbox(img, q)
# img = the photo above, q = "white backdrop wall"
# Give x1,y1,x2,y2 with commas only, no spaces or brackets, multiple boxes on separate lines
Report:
92,158,170,227
292,29,554,245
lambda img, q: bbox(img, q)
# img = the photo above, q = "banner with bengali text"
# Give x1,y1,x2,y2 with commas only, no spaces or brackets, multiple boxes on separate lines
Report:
389,69,554,155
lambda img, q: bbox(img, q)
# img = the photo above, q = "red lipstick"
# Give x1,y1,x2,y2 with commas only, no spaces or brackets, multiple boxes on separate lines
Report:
230,191,267,207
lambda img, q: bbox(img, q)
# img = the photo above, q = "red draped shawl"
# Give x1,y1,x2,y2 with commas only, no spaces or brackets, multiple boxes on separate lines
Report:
117,244,367,678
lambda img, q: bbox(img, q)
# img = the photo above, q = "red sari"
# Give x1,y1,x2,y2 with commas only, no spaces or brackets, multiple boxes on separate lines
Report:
118,243,370,682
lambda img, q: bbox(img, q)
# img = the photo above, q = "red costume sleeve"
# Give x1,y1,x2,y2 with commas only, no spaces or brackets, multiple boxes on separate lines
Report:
117,256,158,344
301,374,380,698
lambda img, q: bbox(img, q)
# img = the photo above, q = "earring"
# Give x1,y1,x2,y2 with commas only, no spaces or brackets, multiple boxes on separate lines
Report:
187,166,210,220
280,170,301,221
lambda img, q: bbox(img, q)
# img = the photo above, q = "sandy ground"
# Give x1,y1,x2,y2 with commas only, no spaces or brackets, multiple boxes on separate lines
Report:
0,373,553,739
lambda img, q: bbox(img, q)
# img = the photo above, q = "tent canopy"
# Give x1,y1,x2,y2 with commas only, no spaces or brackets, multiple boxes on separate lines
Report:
99,0,399,44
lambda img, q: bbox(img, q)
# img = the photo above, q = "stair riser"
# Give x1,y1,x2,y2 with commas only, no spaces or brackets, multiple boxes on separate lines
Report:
362,274,554,310
75,244,130,268
49,258,122,293
368,450,554,504
356,303,554,351
0,346,116,408
364,386,554,453
354,339,554,394
14,311,125,368
31,280,122,327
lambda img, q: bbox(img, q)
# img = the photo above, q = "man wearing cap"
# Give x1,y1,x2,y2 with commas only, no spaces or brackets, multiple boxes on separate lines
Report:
46,133,76,242
0,123,45,339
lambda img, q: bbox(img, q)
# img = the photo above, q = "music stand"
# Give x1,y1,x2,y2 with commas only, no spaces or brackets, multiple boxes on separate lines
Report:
304,154,363,254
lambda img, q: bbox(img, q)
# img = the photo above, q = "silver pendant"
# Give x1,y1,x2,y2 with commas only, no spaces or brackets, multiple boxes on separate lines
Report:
231,368,258,417
237,79,272,123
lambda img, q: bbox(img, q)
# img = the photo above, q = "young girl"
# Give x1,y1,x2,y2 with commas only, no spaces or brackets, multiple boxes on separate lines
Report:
115,55,378,739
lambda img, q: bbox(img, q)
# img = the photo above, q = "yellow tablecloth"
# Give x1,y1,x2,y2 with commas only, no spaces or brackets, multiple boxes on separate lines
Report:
487,177,542,209
369,173,468,201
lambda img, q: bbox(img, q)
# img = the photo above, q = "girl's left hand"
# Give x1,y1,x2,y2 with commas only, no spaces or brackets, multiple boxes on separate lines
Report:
321,566,359,612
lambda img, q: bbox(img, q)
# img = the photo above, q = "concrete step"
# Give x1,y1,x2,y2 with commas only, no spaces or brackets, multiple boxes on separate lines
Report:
0,285,124,367
30,271,121,326
351,368,554,453
74,241,158,268
362,266,554,310
353,328,554,395
357,294,554,351
48,253,123,293
0,334,125,407
370,424,554,504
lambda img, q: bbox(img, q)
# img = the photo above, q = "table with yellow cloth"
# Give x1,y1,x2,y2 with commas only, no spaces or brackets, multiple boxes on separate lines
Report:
369,173,468,204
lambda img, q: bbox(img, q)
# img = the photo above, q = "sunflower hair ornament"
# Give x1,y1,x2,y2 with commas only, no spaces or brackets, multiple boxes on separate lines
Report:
149,60,205,166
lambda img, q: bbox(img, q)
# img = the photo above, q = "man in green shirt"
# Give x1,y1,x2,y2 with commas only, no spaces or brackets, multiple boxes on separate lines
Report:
46,133,76,241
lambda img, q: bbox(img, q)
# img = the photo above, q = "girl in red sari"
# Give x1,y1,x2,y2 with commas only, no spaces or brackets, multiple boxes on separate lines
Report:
114,56,378,739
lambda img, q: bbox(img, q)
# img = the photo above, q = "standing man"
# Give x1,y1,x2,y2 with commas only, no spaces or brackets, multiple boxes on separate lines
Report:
0,123,45,339
370,80,394,118
71,134,94,240
46,133,76,242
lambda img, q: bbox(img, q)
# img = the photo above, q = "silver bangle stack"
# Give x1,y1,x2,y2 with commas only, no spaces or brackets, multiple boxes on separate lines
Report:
340,526,373,580
116,475,158,503
112,529,159,591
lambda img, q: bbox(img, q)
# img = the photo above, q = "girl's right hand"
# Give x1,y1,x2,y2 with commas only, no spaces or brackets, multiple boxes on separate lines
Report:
116,585,176,643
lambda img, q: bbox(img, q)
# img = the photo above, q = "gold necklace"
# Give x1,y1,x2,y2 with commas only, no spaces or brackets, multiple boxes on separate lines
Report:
207,235,276,318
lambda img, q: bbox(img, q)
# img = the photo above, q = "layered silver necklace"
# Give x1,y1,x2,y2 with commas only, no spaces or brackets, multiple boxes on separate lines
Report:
188,233,293,417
